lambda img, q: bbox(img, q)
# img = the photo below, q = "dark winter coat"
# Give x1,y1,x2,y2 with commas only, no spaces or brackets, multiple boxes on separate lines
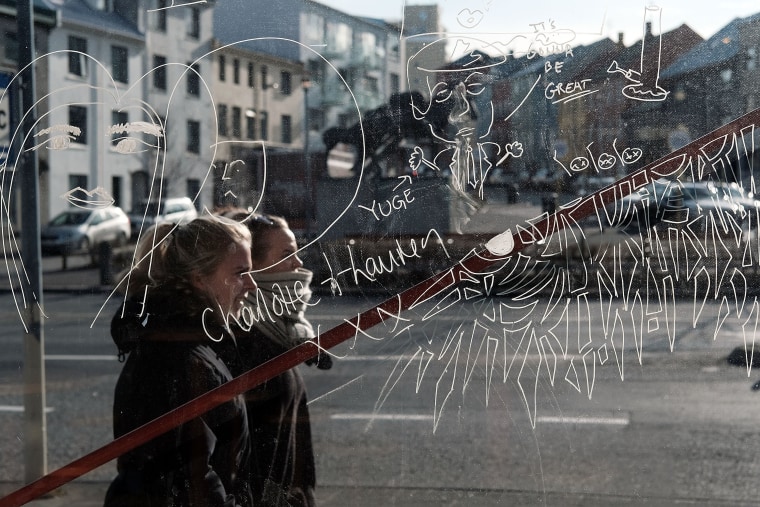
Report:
104,295,253,507
235,328,317,507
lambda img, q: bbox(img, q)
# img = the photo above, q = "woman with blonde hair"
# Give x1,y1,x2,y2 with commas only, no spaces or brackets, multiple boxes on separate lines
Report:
105,215,257,507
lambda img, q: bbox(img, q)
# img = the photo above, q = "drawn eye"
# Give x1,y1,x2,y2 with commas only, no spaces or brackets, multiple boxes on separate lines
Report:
466,82,485,96
113,137,154,154
43,135,75,150
434,88,452,102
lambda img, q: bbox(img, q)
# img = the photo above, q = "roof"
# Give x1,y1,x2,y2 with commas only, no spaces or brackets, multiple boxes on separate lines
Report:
662,13,760,78
56,0,144,40
0,0,58,25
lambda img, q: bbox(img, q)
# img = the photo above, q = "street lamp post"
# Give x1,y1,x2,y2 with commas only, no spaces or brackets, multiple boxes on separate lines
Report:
302,75,312,237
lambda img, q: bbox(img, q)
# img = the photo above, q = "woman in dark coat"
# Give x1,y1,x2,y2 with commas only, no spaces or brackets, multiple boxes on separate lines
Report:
104,216,258,507
224,212,331,507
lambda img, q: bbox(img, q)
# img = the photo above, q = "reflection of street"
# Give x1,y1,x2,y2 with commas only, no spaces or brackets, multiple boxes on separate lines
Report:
1,294,760,505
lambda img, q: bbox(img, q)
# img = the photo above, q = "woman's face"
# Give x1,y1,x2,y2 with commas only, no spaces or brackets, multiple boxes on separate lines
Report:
253,227,303,274
198,241,257,318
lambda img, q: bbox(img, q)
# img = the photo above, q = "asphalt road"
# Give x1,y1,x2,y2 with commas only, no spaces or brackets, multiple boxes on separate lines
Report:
1,293,760,506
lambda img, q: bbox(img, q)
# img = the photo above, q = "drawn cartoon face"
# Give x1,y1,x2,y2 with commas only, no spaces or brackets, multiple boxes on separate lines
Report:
569,156,591,172
9,54,167,213
407,36,507,145
621,147,643,165
597,152,617,171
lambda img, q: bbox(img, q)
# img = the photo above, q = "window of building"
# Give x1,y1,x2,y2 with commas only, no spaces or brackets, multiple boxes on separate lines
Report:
246,111,256,139
232,107,242,138
218,104,228,136
187,63,200,96
111,110,128,146
188,7,200,39
390,73,400,95
154,0,167,31
4,31,18,63
307,107,323,132
112,45,128,83
186,120,200,153
307,59,322,82
186,179,201,206
153,55,167,91
233,59,240,84
280,71,292,95
365,75,379,94
259,111,268,141
219,55,226,82
248,62,255,88
68,105,87,144
261,65,269,89
68,36,88,77
68,175,88,204
281,115,292,144
112,176,123,208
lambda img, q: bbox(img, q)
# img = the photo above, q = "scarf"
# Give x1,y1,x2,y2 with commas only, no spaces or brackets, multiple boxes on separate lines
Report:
244,268,316,350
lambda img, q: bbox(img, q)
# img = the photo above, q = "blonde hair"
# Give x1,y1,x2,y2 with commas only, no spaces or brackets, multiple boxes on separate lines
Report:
122,215,251,307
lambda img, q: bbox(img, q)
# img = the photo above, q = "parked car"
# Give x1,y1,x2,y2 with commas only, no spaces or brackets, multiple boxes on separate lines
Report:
712,181,760,213
603,178,681,231
128,197,198,237
679,181,745,229
41,206,131,257
604,179,747,233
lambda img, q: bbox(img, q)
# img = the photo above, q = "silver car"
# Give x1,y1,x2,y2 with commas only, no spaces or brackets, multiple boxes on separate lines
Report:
128,197,198,237
41,206,131,256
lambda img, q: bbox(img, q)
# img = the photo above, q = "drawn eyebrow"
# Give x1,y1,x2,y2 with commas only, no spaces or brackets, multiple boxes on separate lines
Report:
35,124,81,137
106,121,163,137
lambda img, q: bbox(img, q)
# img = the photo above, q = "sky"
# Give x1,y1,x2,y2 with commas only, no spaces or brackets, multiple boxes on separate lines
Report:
317,0,760,48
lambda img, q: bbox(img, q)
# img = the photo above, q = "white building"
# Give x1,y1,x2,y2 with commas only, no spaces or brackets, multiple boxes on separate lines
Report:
29,0,217,222
213,0,405,135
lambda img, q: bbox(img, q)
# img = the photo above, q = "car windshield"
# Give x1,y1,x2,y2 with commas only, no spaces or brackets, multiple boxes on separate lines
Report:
48,211,89,226
682,186,715,200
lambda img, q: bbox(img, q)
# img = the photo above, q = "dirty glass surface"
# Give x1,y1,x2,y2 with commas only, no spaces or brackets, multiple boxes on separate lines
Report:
3,1,760,505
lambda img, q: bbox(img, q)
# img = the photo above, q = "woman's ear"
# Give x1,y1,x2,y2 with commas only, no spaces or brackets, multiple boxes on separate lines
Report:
190,272,206,292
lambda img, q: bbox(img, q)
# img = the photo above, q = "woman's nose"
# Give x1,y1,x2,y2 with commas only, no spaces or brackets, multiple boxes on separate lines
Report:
244,273,257,291
292,255,304,269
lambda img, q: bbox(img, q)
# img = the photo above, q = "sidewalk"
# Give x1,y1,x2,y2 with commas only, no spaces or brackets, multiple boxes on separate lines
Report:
0,199,546,294
2,481,738,506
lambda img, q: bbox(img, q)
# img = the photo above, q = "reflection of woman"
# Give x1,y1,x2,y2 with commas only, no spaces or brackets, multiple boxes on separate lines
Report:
226,211,330,507
105,216,257,507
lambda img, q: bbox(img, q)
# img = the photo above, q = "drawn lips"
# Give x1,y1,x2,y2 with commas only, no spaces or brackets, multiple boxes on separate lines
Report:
61,187,115,209
457,8,484,29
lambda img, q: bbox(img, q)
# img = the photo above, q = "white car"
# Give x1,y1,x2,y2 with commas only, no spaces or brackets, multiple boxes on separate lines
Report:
41,206,131,257
128,197,198,237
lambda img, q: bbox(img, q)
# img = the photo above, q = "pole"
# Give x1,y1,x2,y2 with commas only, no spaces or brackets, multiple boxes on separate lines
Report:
302,76,312,237
17,0,47,483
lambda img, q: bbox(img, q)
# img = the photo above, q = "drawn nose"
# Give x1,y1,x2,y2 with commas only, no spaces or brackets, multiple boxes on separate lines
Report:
448,82,470,123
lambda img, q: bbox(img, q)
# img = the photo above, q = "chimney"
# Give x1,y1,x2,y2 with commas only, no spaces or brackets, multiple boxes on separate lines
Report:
618,32,624,45
646,21,652,37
